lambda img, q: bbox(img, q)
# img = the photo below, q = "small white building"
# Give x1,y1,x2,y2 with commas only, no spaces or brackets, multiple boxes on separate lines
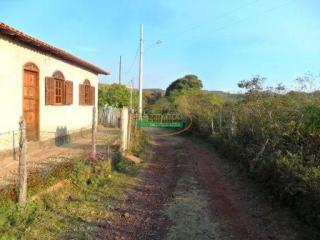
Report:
0,22,109,153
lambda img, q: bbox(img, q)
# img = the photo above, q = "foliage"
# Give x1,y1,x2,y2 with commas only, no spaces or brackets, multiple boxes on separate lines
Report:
303,105,320,133
99,84,138,108
171,88,225,136
165,74,203,97
0,201,39,239
160,74,320,228
129,129,150,157
144,89,163,106
238,75,265,93
148,97,172,113
200,92,320,227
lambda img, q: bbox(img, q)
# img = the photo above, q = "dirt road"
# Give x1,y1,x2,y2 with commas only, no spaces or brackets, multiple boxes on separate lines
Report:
96,129,319,240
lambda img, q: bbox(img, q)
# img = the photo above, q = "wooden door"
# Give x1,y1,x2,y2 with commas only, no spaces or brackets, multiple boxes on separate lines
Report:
23,70,39,141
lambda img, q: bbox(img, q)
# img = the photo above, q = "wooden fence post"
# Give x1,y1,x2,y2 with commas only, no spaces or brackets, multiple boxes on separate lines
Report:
18,117,27,207
92,106,97,159
133,114,137,135
127,112,132,150
120,107,129,152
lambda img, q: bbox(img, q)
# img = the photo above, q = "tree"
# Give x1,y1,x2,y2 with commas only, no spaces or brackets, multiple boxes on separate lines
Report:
98,84,131,108
144,90,163,106
165,74,203,97
238,75,265,93
275,82,286,94
295,72,319,92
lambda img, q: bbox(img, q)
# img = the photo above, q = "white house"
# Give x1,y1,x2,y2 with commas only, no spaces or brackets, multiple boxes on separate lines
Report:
0,21,109,153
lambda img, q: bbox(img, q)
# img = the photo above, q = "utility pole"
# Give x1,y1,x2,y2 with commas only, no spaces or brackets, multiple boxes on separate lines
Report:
138,24,144,118
118,55,122,85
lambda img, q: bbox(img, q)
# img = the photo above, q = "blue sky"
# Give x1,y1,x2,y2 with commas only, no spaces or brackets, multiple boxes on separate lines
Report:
2,0,320,92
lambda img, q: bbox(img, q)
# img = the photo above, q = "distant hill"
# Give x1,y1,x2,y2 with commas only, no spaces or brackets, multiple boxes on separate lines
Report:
99,84,242,100
145,88,242,99
202,90,243,99
144,88,165,96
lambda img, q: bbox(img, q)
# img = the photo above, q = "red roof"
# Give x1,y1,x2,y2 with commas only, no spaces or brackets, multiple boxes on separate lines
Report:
0,22,110,75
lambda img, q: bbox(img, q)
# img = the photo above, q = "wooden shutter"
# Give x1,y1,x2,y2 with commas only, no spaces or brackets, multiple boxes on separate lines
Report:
61,80,65,104
65,81,73,105
45,77,55,105
79,84,85,105
91,86,95,105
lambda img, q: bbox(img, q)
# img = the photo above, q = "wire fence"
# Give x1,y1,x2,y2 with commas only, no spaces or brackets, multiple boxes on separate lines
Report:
0,107,126,200
0,106,128,161
0,125,94,159
99,106,121,128
0,130,19,156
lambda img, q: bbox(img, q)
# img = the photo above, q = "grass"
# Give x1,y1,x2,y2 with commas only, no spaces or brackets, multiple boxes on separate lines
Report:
129,129,150,157
0,129,150,239
164,176,221,240
0,153,141,240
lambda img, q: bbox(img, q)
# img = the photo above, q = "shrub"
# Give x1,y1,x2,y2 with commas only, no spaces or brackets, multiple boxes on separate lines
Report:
175,90,320,227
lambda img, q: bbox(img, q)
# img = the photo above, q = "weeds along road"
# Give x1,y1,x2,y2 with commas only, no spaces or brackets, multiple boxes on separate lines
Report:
101,128,319,240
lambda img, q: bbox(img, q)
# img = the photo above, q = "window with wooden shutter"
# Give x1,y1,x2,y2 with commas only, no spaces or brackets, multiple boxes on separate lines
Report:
45,71,73,106
79,84,85,105
45,77,55,105
79,79,94,105
55,79,64,104
84,84,91,105
65,80,73,105
91,86,95,105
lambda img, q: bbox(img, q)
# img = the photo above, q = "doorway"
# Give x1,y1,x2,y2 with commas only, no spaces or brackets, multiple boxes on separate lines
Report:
23,63,39,141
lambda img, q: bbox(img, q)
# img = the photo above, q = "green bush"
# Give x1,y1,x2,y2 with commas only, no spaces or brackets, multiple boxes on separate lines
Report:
130,129,149,157
173,89,320,227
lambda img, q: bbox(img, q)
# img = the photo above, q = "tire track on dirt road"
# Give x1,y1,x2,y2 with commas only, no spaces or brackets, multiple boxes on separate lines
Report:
92,133,182,239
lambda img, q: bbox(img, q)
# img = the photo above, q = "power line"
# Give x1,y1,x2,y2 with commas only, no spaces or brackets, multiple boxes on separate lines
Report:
124,43,139,76
124,1,264,80
160,0,296,47
154,0,297,87
175,0,263,36
124,40,163,77
209,0,297,34
150,0,262,44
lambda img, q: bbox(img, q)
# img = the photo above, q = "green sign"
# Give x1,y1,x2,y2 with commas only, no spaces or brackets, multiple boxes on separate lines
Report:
137,114,185,128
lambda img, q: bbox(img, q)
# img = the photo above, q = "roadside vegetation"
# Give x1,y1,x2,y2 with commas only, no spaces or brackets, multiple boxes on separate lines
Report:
150,73,320,229
98,83,164,112
0,131,148,239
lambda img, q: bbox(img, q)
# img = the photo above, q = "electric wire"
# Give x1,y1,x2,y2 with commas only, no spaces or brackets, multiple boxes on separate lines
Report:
124,43,139,76
174,0,263,37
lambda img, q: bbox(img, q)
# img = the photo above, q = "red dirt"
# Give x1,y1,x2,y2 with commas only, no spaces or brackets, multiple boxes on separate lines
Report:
92,129,319,240
92,135,180,240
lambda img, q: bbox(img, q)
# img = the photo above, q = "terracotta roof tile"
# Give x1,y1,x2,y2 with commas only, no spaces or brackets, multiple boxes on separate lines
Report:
0,22,110,75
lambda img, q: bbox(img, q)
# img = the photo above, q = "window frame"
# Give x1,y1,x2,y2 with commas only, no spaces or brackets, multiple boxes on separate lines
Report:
79,79,95,106
45,71,73,106
55,78,64,105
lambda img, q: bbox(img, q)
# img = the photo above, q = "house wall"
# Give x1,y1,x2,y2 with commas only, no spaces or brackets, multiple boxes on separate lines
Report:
0,36,99,151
